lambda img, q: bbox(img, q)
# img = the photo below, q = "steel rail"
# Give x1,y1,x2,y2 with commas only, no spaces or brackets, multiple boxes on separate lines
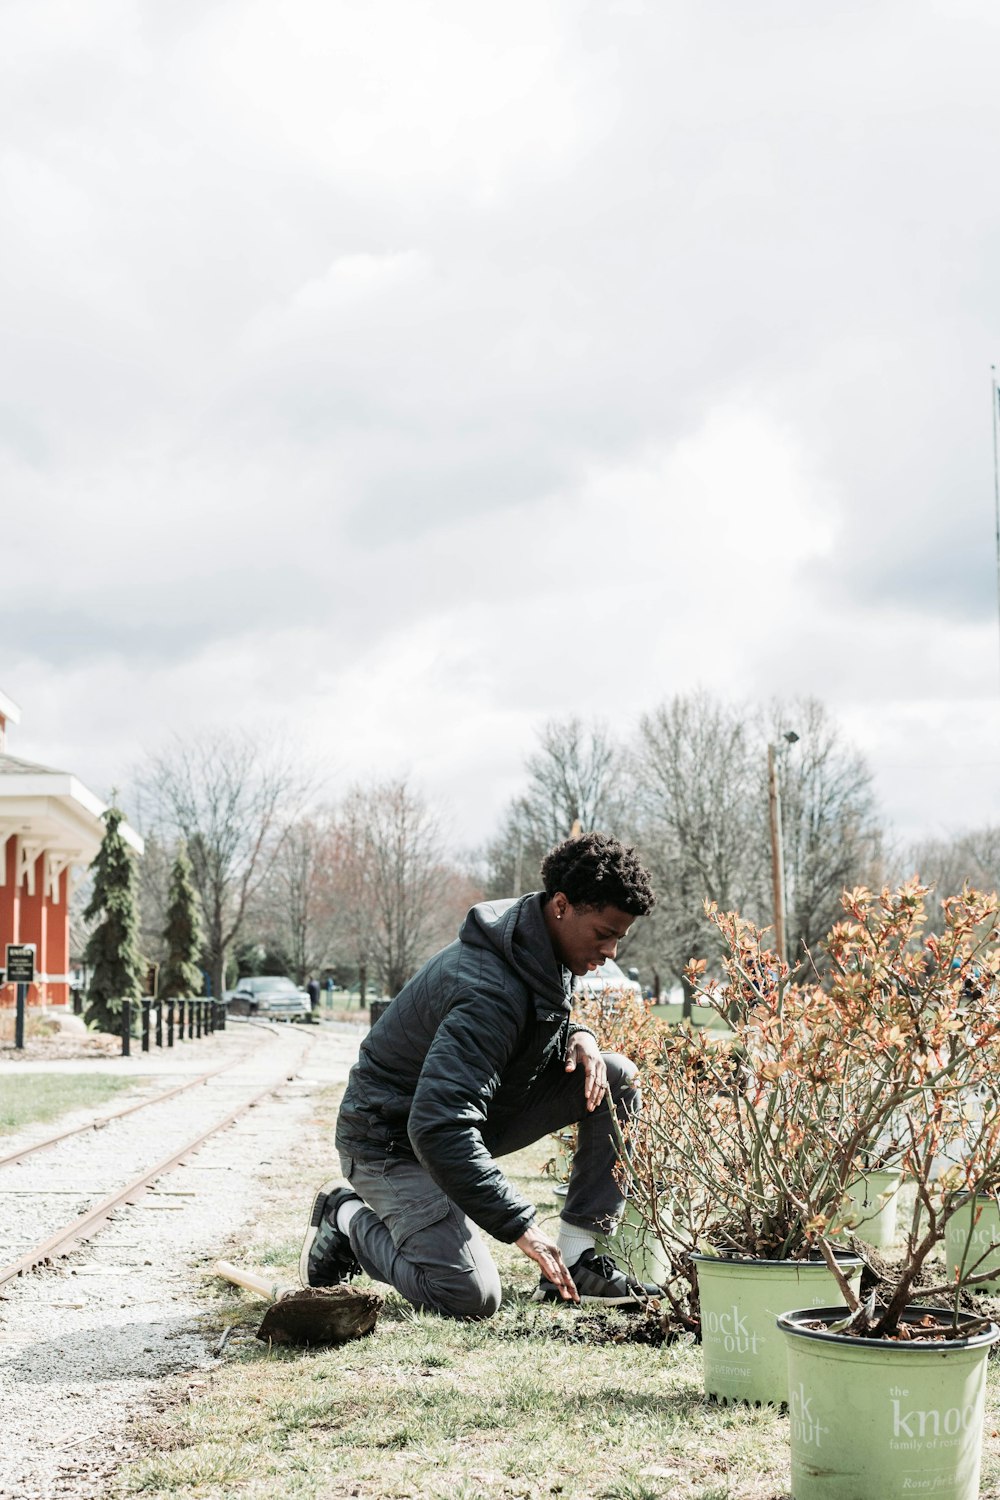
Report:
0,1021,276,1171
0,1027,316,1287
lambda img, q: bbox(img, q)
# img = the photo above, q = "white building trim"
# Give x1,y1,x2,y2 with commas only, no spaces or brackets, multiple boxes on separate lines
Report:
0,690,22,726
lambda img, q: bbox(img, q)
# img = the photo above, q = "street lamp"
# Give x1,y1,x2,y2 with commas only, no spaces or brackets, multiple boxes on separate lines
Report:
768,731,799,965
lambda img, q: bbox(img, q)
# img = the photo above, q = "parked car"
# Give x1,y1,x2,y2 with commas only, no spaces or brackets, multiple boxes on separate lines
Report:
572,957,643,1003
226,975,315,1022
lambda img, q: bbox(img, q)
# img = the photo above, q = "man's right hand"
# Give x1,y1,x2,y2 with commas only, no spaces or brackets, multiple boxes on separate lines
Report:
515,1225,579,1302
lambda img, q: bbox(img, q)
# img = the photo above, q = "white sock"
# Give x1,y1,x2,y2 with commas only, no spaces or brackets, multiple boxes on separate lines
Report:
557,1222,596,1266
335,1196,363,1236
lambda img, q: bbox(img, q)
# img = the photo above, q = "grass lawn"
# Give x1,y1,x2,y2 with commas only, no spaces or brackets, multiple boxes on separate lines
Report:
115,1084,1000,1500
0,1073,140,1135
648,1004,731,1034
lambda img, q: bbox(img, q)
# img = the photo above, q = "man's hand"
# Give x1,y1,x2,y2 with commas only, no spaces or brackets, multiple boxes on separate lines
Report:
515,1224,579,1302
564,1031,607,1111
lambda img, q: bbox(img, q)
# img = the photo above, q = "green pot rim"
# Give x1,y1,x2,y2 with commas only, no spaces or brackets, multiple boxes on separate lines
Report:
691,1249,864,1270
777,1302,1000,1352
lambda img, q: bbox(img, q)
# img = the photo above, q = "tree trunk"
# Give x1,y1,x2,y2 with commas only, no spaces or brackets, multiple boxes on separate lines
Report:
681,972,695,1021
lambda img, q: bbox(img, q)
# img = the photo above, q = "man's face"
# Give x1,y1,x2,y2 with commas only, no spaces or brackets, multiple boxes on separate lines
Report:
546,896,635,977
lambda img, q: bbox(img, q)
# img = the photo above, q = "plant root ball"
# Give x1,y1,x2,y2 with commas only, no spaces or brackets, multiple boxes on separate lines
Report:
256,1285,384,1346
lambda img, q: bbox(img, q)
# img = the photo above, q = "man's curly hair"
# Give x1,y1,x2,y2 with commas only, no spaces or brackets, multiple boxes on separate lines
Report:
540,832,656,915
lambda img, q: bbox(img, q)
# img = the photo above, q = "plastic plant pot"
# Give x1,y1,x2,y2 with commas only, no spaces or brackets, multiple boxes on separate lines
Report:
690,1252,863,1407
594,1199,670,1288
945,1194,1000,1295
839,1167,903,1249
778,1304,1000,1500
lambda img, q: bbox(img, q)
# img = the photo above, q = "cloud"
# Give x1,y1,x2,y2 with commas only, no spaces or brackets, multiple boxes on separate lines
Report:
3,0,1000,852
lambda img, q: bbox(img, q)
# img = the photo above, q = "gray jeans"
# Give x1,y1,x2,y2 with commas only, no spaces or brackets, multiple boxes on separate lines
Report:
339,1050,639,1319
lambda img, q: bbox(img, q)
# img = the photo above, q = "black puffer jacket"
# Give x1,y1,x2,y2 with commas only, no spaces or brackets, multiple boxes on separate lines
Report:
335,893,593,1243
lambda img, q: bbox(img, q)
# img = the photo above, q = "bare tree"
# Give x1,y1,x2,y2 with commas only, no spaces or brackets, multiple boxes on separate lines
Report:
630,692,767,1006
140,733,307,1004
252,813,339,983
328,787,379,998
331,777,463,996
905,825,1000,916
629,693,885,1000
135,827,174,969
484,717,628,897
768,697,884,966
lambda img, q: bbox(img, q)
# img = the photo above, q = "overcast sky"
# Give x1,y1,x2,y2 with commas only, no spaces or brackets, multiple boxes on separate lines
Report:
3,0,1000,855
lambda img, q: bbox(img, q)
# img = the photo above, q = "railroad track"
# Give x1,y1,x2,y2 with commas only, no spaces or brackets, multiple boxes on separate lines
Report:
0,1018,318,1287
0,1018,284,1171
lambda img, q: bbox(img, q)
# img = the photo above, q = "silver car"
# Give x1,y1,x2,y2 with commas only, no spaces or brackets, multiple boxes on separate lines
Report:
573,957,643,1003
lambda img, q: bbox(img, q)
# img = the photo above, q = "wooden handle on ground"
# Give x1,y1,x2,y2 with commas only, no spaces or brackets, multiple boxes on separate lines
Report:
214,1259,291,1303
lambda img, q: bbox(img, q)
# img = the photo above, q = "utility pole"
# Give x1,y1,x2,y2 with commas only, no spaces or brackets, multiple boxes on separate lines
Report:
768,731,799,966
767,744,786,966
992,366,1000,688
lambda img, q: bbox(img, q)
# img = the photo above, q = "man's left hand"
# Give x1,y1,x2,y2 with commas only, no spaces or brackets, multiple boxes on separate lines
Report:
564,1032,607,1111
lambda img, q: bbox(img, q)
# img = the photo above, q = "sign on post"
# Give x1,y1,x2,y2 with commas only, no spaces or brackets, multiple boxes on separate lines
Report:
5,945,35,984
5,945,34,1053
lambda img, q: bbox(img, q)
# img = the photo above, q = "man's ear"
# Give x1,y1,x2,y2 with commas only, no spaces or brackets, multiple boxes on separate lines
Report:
551,892,569,920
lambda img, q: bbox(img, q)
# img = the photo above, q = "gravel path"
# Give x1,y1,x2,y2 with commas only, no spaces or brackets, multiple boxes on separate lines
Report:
0,1023,361,1499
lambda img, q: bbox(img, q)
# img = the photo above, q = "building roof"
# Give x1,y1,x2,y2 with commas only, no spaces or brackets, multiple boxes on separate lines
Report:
0,752,71,777
0,754,143,859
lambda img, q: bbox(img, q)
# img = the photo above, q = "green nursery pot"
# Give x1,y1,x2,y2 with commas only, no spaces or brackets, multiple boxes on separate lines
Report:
945,1195,1000,1295
839,1167,903,1249
594,1199,670,1288
778,1304,1000,1500
691,1252,863,1407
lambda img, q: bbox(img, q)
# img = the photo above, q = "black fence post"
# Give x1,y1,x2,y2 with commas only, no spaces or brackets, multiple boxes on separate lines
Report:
141,999,150,1053
187,998,195,1041
167,999,174,1048
217,997,226,1030
121,999,131,1057
14,982,26,1051
155,1000,163,1048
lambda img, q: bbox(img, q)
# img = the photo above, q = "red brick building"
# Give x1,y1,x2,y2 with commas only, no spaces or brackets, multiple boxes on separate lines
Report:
0,688,142,1009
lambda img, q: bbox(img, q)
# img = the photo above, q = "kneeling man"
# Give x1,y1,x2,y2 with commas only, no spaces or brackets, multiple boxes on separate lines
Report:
301,832,656,1317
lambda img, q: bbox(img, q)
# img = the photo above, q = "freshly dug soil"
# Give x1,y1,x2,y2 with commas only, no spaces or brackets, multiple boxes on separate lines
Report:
539,1302,694,1348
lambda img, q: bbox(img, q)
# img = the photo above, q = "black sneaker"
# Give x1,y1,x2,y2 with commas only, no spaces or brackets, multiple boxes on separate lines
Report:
299,1180,363,1288
533,1248,660,1305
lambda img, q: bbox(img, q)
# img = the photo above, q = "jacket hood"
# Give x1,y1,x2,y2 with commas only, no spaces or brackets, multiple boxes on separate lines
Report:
459,892,568,1009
